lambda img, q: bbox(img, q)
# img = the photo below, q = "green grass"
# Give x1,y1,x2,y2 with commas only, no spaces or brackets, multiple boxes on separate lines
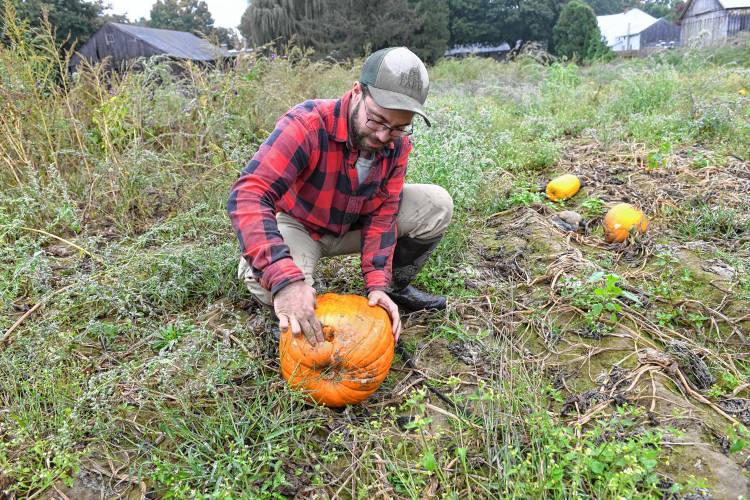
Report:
2,15,750,498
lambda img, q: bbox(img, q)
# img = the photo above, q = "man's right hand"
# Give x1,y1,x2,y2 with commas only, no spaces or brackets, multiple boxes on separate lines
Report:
274,281,324,345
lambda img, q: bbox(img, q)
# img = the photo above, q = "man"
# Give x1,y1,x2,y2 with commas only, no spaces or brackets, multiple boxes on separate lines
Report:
227,47,453,346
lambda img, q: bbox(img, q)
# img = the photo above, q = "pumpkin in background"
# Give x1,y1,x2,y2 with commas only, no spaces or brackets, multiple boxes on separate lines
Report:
279,293,394,407
546,174,581,201
603,203,649,243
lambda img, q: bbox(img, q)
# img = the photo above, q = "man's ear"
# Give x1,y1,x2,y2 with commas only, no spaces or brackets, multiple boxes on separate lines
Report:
352,80,363,95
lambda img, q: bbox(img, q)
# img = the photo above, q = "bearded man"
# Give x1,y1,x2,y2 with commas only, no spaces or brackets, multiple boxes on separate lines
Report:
228,47,453,346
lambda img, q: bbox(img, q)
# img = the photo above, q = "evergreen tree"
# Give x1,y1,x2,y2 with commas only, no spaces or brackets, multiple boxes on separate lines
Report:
299,0,417,59
240,0,449,64
508,0,560,46
553,0,610,61
405,0,450,64
448,0,505,46
148,0,215,35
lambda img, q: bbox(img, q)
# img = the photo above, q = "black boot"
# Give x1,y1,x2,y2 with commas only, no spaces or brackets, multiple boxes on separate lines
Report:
386,235,447,311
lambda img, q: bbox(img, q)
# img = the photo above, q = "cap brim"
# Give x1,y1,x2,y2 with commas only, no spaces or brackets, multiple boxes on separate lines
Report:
367,86,431,127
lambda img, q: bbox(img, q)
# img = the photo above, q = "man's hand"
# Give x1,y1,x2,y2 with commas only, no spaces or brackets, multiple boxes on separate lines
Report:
368,290,401,342
274,281,324,345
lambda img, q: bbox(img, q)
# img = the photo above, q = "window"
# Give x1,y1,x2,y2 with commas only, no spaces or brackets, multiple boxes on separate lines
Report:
105,34,114,46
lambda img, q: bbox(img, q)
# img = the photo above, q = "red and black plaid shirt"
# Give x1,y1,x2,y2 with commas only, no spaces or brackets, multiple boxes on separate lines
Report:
227,90,411,295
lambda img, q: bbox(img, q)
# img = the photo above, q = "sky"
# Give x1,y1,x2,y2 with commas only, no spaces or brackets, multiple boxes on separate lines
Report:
104,0,247,30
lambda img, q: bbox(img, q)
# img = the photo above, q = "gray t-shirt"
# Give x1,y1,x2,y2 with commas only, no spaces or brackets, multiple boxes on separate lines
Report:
355,153,375,185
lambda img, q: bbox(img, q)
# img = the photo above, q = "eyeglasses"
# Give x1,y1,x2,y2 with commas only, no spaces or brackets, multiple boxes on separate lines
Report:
362,95,414,137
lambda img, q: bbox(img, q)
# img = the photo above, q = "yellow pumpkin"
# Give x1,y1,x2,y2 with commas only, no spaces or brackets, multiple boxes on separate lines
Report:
546,174,581,201
279,293,394,407
603,203,649,243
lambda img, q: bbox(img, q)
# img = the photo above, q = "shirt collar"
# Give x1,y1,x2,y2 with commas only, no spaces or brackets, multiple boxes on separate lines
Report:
330,90,396,153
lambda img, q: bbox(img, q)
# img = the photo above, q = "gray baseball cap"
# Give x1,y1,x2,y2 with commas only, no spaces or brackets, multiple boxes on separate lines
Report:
360,47,431,127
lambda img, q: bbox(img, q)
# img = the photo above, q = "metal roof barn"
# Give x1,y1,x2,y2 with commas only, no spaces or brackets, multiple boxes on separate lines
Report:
70,22,229,72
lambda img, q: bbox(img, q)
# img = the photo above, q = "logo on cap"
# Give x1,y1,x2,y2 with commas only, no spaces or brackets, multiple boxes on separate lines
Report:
399,68,423,94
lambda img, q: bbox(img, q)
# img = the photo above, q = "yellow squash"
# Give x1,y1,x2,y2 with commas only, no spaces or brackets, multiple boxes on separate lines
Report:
546,174,581,201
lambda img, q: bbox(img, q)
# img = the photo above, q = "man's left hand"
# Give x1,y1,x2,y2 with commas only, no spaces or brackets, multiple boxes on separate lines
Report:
368,290,401,342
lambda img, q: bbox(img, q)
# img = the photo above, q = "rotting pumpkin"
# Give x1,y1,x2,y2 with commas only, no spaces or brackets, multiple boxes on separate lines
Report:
279,293,394,407
603,203,649,243
546,174,581,201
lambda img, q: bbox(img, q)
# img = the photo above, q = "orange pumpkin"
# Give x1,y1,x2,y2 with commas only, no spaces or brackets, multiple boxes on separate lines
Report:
279,293,394,407
603,203,649,243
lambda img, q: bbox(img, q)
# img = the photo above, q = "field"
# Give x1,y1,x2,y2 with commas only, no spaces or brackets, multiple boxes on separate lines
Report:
2,21,750,498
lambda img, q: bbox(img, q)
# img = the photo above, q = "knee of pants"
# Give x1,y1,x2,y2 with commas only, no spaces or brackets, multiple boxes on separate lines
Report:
409,184,454,240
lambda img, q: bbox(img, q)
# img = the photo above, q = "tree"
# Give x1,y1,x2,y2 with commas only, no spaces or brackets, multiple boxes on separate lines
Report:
553,0,610,61
148,0,215,35
582,0,625,15
211,26,241,48
239,0,323,47
639,0,683,19
299,0,417,58
506,0,561,46
403,0,450,64
447,0,506,46
239,0,449,64
2,0,108,49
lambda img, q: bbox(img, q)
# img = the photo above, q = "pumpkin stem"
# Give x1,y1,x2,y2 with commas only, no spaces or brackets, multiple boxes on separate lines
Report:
322,325,335,342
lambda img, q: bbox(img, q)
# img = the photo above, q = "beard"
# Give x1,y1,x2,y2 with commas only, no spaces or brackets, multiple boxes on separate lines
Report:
350,99,388,153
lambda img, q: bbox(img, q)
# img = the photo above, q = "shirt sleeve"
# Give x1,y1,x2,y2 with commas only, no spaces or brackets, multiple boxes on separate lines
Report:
227,111,319,295
359,139,411,292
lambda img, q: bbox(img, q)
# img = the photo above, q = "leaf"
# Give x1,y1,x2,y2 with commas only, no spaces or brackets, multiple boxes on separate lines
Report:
591,303,603,316
456,447,467,462
730,439,745,454
588,459,605,474
422,449,438,472
621,290,642,305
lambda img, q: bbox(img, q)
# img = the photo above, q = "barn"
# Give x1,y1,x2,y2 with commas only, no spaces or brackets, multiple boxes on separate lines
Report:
597,8,680,52
678,0,750,45
70,22,230,72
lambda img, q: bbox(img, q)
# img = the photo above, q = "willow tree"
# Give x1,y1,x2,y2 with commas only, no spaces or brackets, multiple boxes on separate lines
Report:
239,0,324,47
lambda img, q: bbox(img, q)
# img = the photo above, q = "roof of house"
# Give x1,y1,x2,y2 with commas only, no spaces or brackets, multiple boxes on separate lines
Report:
678,0,750,20
715,0,750,9
444,43,512,56
597,8,658,46
109,22,229,60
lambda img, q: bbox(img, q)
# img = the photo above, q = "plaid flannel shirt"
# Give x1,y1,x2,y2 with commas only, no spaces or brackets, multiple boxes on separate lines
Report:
227,90,411,295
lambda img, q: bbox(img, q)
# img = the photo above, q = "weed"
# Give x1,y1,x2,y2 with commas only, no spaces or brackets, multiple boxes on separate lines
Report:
581,196,605,218
495,178,545,211
562,272,642,325
675,203,749,241
646,142,674,169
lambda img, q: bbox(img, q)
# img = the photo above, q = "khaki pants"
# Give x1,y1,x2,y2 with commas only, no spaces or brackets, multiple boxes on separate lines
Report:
238,183,453,305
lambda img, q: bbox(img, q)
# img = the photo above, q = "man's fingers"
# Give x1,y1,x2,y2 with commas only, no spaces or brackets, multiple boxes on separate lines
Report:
311,316,324,344
289,316,302,337
278,314,289,333
299,318,318,346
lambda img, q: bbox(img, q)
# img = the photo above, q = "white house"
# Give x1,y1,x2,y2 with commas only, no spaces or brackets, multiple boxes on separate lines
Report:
597,8,659,51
